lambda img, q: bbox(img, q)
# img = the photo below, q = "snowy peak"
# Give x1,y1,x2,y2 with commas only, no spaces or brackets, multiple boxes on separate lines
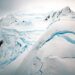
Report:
61,7,71,13
60,6,72,15
44,6,75,27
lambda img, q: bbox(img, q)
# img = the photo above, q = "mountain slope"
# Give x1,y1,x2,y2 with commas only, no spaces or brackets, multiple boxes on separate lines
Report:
15,7,75,75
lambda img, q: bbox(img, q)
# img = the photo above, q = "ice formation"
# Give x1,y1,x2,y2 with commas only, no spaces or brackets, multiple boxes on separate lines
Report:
0,7,75,75
0,12,47,70
15,7,75,75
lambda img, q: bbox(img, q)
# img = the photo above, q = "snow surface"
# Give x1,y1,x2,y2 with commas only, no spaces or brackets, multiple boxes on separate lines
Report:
0,12,48,70
0,7,75,75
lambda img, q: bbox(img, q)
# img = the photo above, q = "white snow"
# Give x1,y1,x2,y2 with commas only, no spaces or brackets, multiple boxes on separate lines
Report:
0,7,75,75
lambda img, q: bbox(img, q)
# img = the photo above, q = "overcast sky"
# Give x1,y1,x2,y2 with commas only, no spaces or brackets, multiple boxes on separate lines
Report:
0,0,75,16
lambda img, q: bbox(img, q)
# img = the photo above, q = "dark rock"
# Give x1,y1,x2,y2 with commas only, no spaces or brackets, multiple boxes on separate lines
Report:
0,40,3,47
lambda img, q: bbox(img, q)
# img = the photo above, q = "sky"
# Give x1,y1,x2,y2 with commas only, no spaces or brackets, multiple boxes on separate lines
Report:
0,0,75,16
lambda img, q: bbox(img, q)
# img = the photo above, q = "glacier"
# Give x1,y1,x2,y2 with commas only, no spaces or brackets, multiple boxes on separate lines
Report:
0,13,47,70
15,7,75,75
0,7,75,75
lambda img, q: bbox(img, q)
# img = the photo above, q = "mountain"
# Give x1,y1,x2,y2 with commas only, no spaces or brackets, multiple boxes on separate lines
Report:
0,7,75,75
44,7,75,28
14,7,75,75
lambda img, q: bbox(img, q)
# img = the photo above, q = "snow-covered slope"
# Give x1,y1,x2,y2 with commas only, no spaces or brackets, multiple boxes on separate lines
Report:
44,6,75,27
14,7,75,75
0,12,48,70
0,6,75,75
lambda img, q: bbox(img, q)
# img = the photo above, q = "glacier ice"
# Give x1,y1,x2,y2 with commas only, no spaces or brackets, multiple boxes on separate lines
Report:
0,7,75,75
0,13,47,70
36,7,75,49
15,7,75,75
